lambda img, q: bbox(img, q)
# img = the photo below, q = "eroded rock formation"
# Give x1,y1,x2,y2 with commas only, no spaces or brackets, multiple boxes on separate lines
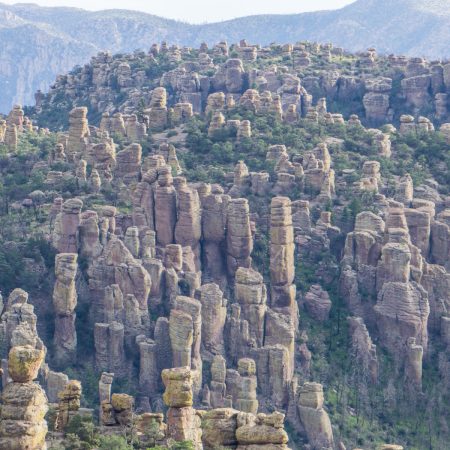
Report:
0,346,48,450
53,253,78,367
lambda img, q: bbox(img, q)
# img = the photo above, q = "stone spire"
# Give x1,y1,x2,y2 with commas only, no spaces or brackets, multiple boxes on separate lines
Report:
199,283,227,358
66,106,89,159
52,198,83,253
235,267,267,347
4,124,18,151
226,198,253,276
175,183,202,270
53,253,78,367
270,197,296,314
162,367,202,449
155,167,177,246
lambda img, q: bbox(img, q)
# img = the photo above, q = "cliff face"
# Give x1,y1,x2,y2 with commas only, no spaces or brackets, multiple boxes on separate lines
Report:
1,0,450,112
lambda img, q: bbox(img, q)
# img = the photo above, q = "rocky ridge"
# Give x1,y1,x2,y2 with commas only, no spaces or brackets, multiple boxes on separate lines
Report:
1,0,450,111
32,37,450,133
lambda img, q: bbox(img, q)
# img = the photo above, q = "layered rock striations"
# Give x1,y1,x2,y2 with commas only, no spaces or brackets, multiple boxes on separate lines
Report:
0,345,48,450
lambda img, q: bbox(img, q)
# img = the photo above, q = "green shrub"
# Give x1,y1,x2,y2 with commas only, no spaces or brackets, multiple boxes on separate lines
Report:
65,415,99,449
63,434,88,450
172,442,195,450
45,406,58,432
98,435,133,449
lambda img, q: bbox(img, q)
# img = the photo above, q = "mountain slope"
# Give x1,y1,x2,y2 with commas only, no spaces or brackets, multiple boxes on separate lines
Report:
0,0,449,112
192,0,450,57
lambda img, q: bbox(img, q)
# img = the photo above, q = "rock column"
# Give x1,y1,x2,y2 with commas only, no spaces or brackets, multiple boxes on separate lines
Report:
226,198,253,276
405,337,423,390
138,337,159,397
66,107,89,159
235,358,258,414
94,321,126,376
175,183,202,269
162,367,202,449
170,309,193,368
375,241,430,354
53,253,78,367
200,283,227,358
55,380,82,431
53,198,83,253
201,193,228,284
0,346,48,450
149,87,168,130
5,124,18,151
297,383,334,449
99,372,114,425
174,296,203,393
270,197,296,314
235,267,267,347
210,355,228,408
155,167,177,246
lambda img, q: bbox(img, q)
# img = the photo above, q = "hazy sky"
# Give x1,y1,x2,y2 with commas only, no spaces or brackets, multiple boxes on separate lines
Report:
1,0,356,23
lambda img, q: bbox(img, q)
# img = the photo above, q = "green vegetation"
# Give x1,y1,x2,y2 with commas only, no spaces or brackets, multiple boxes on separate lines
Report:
48,415,136,450
0,236,56,296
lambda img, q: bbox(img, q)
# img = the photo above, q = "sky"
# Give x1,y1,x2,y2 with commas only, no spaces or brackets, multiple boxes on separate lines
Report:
1,0,356,23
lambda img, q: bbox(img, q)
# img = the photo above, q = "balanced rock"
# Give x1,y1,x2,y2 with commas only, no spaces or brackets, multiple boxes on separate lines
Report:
8,345,45,383
0,346,48,450
162,366,194,408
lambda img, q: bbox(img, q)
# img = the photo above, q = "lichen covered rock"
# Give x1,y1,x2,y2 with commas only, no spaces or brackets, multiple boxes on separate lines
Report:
8,345,45,383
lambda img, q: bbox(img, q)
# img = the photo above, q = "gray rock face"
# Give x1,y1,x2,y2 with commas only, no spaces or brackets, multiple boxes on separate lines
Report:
375,281,430,354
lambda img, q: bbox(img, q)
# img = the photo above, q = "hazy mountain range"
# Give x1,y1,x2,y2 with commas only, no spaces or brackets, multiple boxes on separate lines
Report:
0,0,449,112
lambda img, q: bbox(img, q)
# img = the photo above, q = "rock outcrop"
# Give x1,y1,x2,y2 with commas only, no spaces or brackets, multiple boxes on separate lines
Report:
235,267,267,348
52,198,83,253
1,34,449,450
162,367,202,449
270,197,296,315
0,345,48,450
226,199,253,276
66,107,89,159
296,382,334,449
304,285,332,321
55,380,82,431
200,283,227,358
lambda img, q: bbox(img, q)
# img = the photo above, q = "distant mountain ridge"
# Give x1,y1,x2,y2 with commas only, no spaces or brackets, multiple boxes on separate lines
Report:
0,0,449,112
